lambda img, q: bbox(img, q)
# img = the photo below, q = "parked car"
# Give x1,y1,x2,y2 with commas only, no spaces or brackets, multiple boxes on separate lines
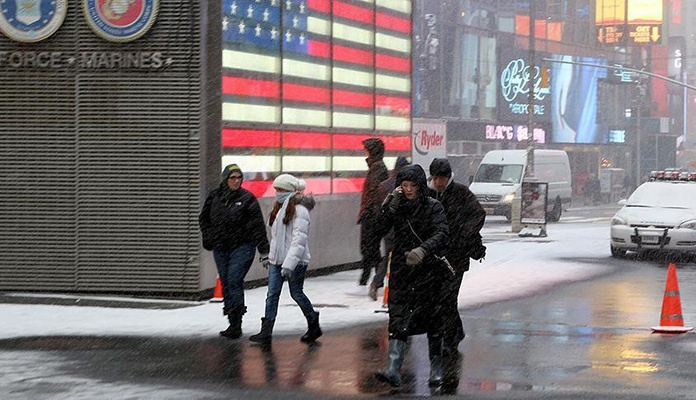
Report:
610,171,696,257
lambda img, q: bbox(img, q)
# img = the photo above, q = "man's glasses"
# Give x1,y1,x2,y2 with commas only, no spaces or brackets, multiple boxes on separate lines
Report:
228,176,243,181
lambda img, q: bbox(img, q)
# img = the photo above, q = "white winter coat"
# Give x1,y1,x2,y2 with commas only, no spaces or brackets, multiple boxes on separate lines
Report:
268,204,311,271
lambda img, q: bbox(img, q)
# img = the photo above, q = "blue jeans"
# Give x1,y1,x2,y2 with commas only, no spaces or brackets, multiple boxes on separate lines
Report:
213,243,256,313
264,263,316,320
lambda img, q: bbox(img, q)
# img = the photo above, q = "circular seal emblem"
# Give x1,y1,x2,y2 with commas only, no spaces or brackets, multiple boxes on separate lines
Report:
0,0,68,43
83,0,158,42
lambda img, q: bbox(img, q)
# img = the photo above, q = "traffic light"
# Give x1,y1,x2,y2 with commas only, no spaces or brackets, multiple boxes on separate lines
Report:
540,66,549,88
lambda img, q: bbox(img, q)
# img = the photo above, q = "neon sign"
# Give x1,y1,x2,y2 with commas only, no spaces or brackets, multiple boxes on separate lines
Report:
500,58,549,116
484,124,546,144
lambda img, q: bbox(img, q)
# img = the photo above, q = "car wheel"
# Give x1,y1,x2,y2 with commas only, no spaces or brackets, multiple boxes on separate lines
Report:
504,210,512,221
611,245,627,258
547,198,562,223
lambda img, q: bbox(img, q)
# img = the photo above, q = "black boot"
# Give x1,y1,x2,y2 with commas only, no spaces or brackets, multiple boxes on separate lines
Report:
249,318,275,344
300,312,322,343
219,306,246,339
442,338,462,383
428,335,444,387
375,339,407,388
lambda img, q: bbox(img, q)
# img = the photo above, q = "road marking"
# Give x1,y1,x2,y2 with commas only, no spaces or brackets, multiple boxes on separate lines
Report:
559,217,610,223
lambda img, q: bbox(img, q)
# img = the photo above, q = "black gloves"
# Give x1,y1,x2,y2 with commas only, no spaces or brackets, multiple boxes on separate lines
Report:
382,187,403,213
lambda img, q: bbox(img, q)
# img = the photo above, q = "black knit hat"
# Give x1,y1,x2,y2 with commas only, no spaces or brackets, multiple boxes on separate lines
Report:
362,138,385,159
220,163,243,185
394,155,410,172
429,158,452,177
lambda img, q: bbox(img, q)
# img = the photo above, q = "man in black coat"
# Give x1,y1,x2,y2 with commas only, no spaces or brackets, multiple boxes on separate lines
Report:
199,164,270,339
374,164,450,388
428,158,486,376
357,138,389,287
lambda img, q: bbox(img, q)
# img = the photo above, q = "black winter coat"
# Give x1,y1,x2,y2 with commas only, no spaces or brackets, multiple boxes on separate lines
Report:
377,165,450,338
199,186,270,254
429,180,486,270
358,157,388,223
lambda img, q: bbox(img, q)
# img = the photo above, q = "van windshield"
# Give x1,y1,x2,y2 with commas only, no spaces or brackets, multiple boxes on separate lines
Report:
474,164,524,183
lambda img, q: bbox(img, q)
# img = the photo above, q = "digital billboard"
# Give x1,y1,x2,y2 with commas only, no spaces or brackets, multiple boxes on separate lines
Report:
549,54,610,144
497,42,551,123
596,0,664,45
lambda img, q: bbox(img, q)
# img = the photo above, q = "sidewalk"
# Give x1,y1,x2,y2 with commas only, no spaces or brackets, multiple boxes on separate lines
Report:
0,222,615,340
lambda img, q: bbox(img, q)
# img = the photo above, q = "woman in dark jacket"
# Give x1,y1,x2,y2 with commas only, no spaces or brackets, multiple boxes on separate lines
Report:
374,164,450,388
199,164,270,339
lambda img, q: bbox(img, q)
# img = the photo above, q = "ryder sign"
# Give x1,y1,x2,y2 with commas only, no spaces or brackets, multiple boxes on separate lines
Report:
412,119,447,171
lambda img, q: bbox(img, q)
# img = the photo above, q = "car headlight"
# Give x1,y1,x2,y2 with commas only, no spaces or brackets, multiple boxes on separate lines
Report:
678,220,696,230
502,192,515,203
611,216,627,226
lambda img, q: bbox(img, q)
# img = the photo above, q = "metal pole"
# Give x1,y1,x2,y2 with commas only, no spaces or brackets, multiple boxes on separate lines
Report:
526,0,535,178
541,58,696,91
636,89,641,188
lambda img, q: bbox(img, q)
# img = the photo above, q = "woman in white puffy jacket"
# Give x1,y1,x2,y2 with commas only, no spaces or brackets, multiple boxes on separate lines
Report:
249,174,321,344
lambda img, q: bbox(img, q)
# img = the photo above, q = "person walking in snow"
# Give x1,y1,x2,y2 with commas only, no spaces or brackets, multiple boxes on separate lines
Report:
368,155,410,301
249,174,322,345
356,138,389,289
199,163,270,339
373,164,450,388
428,158,486,380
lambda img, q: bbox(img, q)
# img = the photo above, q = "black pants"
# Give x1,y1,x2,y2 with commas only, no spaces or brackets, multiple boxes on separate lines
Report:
359,217,382,285
370,229,394,288
441,260,469,346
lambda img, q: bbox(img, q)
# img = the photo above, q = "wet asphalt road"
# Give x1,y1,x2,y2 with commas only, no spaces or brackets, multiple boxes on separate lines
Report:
4,207,696,399
457,258,696,399
4,260,696,399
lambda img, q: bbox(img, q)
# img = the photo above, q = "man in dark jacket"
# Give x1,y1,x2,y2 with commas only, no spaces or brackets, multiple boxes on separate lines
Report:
374,164,450,388
428,158,486,378
199,164,270,339
357,138,389,287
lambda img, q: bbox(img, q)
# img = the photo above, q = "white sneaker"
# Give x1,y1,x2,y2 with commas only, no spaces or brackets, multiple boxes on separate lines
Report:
344,285,369,296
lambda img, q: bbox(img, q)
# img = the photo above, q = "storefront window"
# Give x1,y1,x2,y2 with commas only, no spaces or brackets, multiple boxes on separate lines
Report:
452,32,497,120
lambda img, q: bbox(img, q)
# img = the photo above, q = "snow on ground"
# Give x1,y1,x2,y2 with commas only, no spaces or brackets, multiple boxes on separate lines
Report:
0,220,614,340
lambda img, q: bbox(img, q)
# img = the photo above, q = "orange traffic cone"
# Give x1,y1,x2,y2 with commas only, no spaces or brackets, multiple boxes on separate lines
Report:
381,263,390,309
651,263,693,333
210,277,223,303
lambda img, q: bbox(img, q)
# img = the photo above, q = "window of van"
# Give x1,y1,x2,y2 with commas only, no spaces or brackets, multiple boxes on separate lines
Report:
537,163,567,183
475,164,524,183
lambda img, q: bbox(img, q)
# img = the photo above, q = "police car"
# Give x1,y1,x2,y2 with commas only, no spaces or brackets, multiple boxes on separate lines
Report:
610,171,696,257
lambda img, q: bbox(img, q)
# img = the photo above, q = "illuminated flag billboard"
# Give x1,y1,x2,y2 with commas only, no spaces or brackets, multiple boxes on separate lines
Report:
221,0,412,197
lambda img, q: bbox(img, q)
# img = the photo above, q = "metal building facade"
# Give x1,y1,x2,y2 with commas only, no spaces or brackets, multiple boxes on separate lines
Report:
0,1,222,294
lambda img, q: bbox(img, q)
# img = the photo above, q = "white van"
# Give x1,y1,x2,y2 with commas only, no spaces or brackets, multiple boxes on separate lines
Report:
469,149,572,222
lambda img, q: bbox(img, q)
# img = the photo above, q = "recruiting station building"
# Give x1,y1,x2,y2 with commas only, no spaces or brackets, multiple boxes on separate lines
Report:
0,0,413,296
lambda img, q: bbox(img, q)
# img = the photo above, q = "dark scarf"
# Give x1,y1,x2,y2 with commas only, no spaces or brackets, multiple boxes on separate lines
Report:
221,186,240,207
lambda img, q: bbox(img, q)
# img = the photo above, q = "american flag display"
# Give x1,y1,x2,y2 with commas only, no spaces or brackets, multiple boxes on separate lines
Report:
221,0,412,197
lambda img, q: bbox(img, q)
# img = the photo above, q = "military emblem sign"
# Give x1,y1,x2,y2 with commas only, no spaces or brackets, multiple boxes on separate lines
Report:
0,0,68,42
83,0,158,42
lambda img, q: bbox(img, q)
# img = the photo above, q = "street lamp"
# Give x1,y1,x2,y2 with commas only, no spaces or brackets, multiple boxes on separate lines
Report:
517,0,546,238
526,0,535,179
634,78,645,189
